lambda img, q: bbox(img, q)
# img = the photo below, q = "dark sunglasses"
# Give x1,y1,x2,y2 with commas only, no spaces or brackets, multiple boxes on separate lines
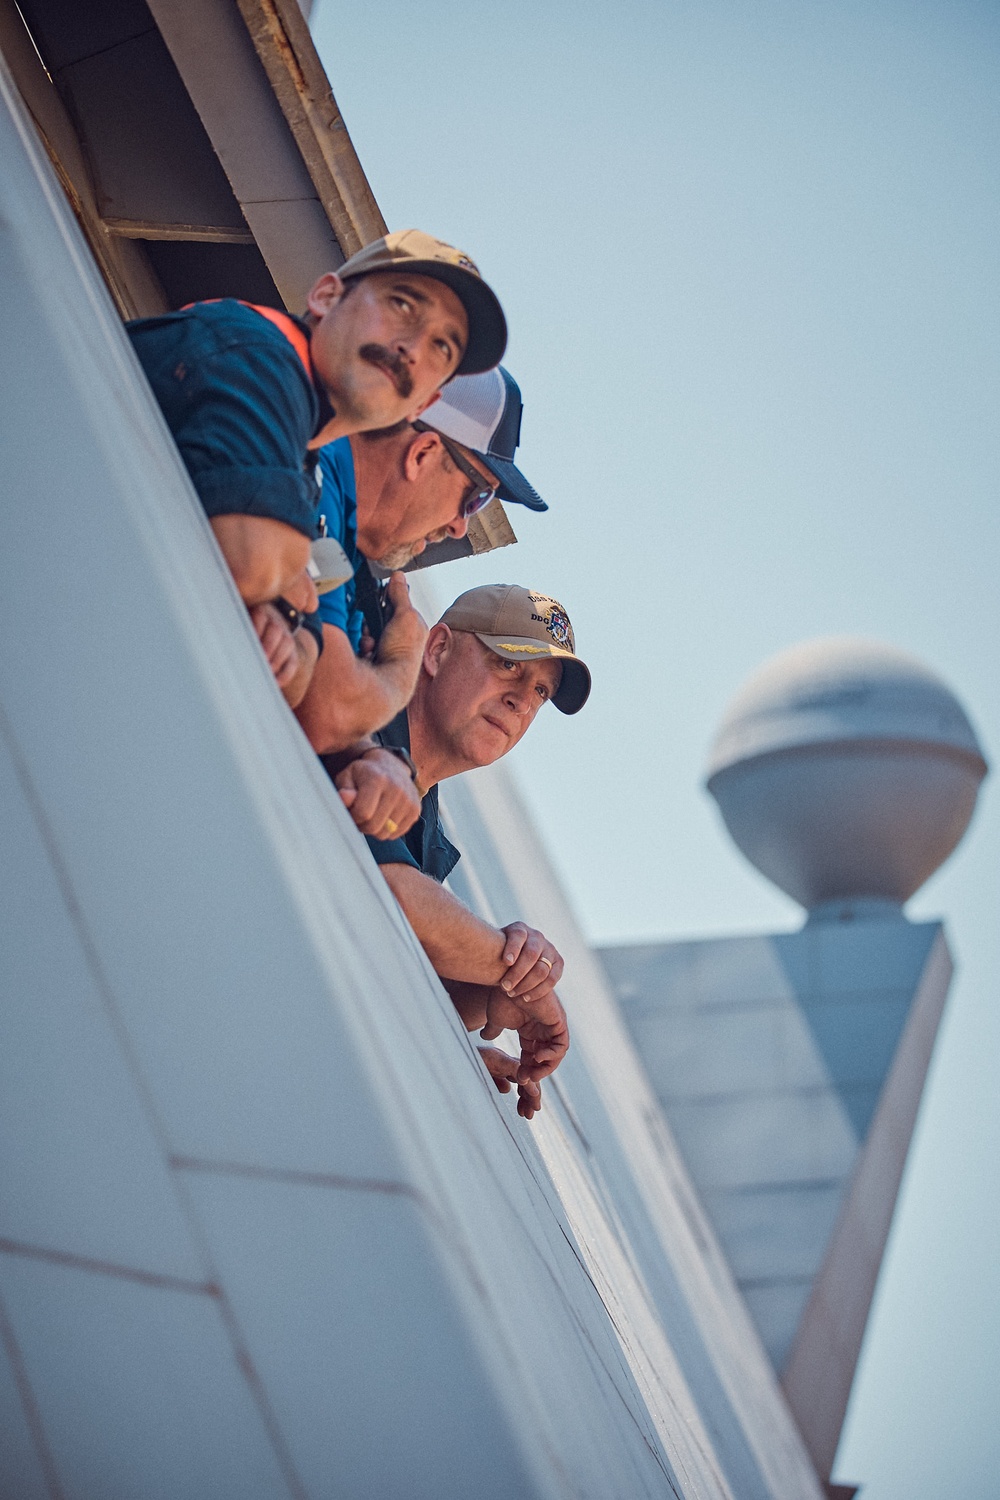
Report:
414,422,498,518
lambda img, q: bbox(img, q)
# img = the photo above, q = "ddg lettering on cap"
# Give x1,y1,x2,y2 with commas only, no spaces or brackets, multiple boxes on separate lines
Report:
440,583,591,714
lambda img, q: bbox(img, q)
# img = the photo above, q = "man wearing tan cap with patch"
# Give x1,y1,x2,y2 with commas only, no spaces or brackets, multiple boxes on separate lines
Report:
128,229,505,713
365,584,590,1119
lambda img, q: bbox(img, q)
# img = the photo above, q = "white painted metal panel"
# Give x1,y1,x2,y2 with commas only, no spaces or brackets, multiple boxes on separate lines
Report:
440,771,825,1500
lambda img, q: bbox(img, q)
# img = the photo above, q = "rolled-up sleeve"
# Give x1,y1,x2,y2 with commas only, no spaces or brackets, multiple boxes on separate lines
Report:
179,346,320,536
194,464,318,535
365,834,420,869
128,305,321,538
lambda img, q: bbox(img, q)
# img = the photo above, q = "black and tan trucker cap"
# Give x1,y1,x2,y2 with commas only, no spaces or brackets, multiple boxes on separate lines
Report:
440,584,591,714
337,230,507,376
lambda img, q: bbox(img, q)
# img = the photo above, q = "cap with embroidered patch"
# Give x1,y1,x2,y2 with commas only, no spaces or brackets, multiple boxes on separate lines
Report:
418,366,546,512
440,583,590,714
337,230,506,376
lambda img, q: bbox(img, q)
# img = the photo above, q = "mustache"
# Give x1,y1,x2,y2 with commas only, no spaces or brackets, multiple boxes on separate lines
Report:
359,344,413,399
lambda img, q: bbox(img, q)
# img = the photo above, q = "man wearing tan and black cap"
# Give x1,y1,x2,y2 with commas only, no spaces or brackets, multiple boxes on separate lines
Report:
366,584,591,1118
128,229,506,710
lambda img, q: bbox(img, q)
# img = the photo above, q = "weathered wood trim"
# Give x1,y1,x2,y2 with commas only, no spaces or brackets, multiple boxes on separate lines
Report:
234,0,387,253
105,218,257,244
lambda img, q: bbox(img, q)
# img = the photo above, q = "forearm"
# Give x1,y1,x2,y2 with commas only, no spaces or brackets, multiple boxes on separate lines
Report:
295,624,419,752
210,514,311,607
442,979,492,1031
380,864,509,985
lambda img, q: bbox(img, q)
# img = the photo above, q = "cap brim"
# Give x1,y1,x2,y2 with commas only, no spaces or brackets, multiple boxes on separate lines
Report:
475,634,591,715
482,453,548,512
355,259,507,376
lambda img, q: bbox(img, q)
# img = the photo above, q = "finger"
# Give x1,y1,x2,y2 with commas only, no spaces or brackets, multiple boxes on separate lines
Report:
479,1046,520,1084
508,959,560,1001
517,1033,569,1081
515,950,564,995
384,787,421,834
526,1028,569,1064
517,1044,567,1082
501,923,527,970
502,929,545,992
388,802,421,836
271,639,298,685
285,566,319,616
338,786,357,808
480,1020,504,1042
384,571,412,611
360,817,396,838
345,777,382,830
273,653,298,688
517,1080,542,1117
364,803,417,838
248,604,270,639
518,1058,556,1082
257,618,284,660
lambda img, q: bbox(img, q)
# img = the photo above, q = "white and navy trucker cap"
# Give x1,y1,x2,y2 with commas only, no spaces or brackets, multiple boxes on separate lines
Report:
420,367,547,512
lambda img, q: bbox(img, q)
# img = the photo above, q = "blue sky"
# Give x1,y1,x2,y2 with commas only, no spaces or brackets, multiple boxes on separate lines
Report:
313,2,999,1491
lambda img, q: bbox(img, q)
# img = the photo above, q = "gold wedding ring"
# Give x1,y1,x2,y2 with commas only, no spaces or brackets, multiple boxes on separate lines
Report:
384,818,398,835
539,956,554,970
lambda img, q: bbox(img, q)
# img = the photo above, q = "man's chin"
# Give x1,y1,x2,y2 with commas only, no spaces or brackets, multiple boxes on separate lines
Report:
373,543,421,572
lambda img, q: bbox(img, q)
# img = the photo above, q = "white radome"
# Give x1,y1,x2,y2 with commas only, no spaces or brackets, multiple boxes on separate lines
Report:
705,637,988,914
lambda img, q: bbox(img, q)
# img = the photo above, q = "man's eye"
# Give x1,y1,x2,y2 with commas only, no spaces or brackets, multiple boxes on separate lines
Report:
390,295,413,315
434,337,453,360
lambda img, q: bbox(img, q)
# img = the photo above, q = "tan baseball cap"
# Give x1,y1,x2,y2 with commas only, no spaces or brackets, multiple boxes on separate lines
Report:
337,230,507,377
440,584,591,715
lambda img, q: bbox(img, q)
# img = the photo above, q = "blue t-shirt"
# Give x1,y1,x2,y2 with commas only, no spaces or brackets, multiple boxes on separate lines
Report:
316,437,365,653
127,300,332,539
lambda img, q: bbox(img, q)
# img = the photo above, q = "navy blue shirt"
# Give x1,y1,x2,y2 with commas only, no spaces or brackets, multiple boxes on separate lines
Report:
316,438,365,653
127,300,331,539
363,712,460,884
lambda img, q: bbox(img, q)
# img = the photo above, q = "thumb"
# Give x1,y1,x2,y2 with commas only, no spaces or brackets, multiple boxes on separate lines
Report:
385,571,412,610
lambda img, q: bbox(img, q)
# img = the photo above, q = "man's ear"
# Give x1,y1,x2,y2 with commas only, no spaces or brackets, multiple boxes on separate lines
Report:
402,428,444,481
422,622,452,677
306,271,346,319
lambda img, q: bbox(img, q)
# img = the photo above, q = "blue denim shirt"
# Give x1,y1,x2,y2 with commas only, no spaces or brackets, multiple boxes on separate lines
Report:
127,300,331,539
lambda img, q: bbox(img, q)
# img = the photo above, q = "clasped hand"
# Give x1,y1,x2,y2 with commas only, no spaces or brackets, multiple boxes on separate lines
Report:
479,922,569,1083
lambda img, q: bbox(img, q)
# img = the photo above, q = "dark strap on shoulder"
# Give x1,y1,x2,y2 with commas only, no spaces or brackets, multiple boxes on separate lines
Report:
353,560,387,645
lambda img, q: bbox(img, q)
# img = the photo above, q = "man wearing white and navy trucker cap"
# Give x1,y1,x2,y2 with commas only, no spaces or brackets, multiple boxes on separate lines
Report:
415,366,547,513
297,370,546,813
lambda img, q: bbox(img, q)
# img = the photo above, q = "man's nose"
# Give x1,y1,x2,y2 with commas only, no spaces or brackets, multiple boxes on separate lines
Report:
503,682,533,714
285,567,319,615
445,510,470,540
